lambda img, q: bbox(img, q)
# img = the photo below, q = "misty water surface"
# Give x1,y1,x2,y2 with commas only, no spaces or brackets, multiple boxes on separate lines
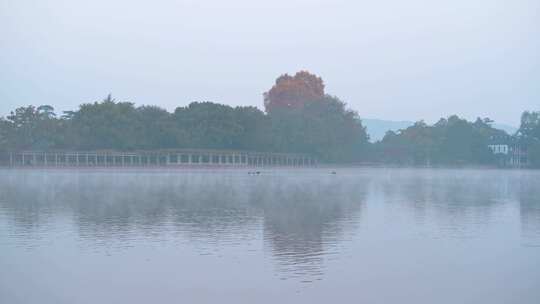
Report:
1,168,539,303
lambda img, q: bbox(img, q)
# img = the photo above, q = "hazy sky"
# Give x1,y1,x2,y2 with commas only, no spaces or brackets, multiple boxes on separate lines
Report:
1,0,538,126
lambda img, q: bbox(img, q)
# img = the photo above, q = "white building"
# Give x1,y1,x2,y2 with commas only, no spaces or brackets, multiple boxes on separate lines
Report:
488,137,528,168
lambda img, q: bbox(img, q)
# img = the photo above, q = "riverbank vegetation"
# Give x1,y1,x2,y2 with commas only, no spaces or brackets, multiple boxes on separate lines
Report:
0,71,538,167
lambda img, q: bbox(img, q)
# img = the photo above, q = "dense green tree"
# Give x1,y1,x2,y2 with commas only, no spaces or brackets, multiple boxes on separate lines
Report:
376,121,436,165
174,102,244,149
518,111,540,167
68,95,141,150
376,116,503,166
1,105,62,150
135,105,175,149
0,117,11,150
432,116,498,164
232,106,270,151
518,111,540,140
268,95,368,162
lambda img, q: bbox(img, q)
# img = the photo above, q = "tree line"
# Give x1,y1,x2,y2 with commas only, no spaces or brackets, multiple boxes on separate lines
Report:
0,71,368,164
375,114,540,167
0,71,538,167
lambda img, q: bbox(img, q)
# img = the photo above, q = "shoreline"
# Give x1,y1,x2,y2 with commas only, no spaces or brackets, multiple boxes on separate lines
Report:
0,165,535,171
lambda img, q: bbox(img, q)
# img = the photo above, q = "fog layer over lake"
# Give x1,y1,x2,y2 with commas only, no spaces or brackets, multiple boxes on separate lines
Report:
1,169,539,303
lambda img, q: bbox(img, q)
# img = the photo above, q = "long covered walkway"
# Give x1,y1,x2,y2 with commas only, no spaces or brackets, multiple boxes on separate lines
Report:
5,149,317,168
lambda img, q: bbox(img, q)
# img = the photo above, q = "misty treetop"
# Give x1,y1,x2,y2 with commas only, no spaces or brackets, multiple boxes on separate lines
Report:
0,71,538,166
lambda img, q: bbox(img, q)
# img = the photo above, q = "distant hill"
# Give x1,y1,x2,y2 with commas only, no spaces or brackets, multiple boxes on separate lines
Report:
362,119,414,142
492,123,518,136
362,118,517,142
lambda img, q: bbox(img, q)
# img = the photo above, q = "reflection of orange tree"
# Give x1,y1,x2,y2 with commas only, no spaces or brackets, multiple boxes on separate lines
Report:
248,177,368,280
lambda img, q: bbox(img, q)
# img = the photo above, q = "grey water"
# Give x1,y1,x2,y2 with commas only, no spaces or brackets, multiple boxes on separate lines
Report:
0,168,539,304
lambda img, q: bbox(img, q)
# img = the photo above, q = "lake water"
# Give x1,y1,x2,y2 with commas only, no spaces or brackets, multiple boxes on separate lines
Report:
1,168,539,303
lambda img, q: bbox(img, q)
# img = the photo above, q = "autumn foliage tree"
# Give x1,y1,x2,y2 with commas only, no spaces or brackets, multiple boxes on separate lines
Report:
262,71,369,162
264,71,325,113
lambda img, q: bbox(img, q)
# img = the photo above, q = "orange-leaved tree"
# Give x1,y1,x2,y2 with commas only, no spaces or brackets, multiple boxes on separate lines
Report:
263,71,325,113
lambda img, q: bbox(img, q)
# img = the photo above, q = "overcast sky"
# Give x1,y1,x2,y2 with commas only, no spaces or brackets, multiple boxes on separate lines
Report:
1,0,538,126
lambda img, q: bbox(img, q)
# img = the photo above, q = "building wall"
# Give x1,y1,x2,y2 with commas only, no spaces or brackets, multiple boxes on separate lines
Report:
488,143,529,168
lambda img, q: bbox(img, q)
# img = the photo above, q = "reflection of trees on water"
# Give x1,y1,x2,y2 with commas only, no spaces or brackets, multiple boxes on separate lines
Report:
0,170,366,282
518,172,540,245
3,169,537,281
0,172,260,245
248,176,368,281
380,170,509,205
377,169,540,239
